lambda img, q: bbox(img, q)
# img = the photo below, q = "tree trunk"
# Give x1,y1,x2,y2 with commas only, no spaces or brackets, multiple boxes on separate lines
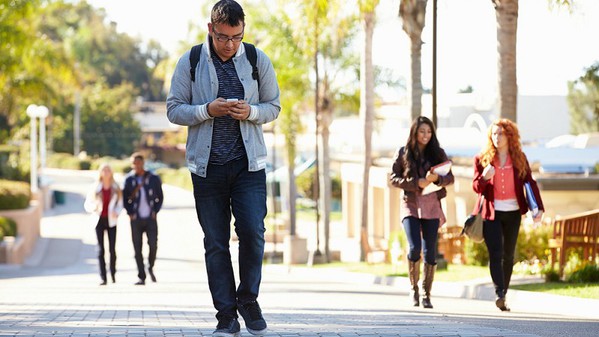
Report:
286,154,297,236
360,10,375,261
409,34,423,121
318,106,332,262
399,0,427,121
494,0,519,122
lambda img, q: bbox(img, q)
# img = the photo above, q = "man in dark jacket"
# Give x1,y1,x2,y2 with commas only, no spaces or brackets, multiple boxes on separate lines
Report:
123,152,163,285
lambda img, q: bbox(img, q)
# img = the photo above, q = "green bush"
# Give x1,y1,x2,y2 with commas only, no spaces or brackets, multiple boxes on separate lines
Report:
0,146,29,182
0,179,31,210
543,267,561,282
296,166,342,201
156,167,192,191
464,239,489,266
567,263,599,283
464,222,552,267
0,216,17,241
78,159,91,170
515,223,552,264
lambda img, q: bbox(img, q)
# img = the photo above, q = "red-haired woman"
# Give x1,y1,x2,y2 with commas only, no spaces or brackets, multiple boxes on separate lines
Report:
472,119,544,311
390,116,454,309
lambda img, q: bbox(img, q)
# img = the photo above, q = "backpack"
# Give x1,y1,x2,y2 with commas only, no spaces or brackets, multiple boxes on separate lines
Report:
189,42,260,89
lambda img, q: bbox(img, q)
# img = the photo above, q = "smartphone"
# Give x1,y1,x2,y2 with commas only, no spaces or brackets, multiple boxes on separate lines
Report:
226,98,239,102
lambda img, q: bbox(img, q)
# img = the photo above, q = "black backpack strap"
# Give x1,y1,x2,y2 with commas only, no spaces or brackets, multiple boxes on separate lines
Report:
243,42,260,89
189,43,202,82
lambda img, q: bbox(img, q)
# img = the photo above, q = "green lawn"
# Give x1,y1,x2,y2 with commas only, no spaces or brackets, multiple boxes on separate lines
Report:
305,262,599,299
511,282,599,299
309,262,489,282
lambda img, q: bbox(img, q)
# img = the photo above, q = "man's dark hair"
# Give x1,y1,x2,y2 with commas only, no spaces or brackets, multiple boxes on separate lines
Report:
131,152,144,162
211,0,245,26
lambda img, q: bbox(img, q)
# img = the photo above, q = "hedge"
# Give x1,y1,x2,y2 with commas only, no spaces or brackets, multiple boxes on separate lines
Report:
0,216,17,241
0,179,31,210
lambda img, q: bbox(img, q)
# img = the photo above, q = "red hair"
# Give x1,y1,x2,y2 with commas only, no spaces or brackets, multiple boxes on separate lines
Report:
479,119,528,179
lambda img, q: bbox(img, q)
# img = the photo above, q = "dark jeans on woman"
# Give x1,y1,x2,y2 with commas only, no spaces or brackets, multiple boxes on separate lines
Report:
191,158,267,320
482,210,521,296
131,217,158,281
402,217,440,265
95,217,117,282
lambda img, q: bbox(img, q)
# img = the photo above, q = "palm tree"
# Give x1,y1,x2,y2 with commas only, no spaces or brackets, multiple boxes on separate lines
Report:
399,0,428,121
248,1,311,258
492,0,518,122
358,0,379,261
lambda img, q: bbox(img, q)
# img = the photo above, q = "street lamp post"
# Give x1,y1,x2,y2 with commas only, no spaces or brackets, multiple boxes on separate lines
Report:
26,104,49,193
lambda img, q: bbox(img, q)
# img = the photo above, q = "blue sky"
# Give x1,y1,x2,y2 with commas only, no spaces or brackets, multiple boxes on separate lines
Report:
87,0,599,98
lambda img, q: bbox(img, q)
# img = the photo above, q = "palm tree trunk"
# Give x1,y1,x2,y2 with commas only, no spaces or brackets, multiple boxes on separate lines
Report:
360,10,375,261
494,0,519,122
409,34,423,120
399,0,427,121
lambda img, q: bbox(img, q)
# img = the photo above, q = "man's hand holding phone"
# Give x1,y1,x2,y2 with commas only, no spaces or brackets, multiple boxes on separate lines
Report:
207,98,248,119
226,98,250,120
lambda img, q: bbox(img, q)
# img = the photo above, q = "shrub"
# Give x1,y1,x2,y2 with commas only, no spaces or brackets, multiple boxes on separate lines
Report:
0,216,17,241
464,222,552,267
0,146,29,182
464,239,488,266
0,179,31,210
515,222,552,264
156,167,192,190
296,166,342,201
567,263,599,283
78,159,91,170
543,267,561,282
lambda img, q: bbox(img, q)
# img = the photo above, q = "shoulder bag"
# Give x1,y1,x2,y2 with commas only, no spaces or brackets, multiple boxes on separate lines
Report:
462,195,485,243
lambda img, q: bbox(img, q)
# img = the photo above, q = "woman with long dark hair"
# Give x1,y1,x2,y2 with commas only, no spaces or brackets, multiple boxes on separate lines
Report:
472,119,544,311
390,116,454,309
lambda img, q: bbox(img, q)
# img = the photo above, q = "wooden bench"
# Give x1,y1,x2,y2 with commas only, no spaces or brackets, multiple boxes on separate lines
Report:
548,209,599,278
438,225,466,265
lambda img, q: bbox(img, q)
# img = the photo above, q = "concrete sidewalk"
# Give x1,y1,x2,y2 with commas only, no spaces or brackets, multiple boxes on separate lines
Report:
0,169,597,337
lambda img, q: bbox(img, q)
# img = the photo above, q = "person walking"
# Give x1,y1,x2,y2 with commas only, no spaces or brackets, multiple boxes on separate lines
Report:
389,116,454,309
472,118,544,311
84,163,123,285
166,0,280,335
123,152,164,286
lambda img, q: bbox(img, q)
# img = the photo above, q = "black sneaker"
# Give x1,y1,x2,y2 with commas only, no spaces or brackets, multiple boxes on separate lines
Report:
213,316,240,337
237,301,267,335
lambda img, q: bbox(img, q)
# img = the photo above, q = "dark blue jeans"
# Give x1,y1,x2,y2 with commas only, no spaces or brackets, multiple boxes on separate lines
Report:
482,210,521,296
131,217,158,281
191,158,266,320
402,217,439,265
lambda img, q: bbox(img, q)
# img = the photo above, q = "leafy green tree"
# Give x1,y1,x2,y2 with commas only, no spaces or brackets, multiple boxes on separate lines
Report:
248,0,312,237
0,0,77,144
567,62,599,134
79,82,141,157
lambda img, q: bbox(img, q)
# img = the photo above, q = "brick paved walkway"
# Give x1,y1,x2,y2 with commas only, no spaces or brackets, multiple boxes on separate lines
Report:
1,169,597,337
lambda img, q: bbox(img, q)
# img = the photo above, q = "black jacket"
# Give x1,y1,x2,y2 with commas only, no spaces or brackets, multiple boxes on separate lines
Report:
123,171,163,217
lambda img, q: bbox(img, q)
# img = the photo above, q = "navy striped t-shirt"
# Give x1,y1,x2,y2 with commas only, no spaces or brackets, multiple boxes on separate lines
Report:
209,49,246,165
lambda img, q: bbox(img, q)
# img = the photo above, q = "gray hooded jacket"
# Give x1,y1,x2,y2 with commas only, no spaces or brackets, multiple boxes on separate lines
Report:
166,37,281,177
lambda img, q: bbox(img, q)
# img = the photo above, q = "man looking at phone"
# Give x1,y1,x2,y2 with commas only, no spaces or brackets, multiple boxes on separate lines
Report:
166,0,280,336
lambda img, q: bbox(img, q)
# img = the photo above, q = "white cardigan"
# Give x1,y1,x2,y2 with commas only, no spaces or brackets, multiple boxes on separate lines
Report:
84,183,123,228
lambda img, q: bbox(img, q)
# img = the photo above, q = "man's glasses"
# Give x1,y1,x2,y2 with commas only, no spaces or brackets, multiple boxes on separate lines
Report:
212,27,244,43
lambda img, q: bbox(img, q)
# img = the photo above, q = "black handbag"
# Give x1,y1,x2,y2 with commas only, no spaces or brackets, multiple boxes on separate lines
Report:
462,195,484,243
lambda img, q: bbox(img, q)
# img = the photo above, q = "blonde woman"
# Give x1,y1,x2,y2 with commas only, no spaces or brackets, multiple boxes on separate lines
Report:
472,119,544,311
84,163,123,285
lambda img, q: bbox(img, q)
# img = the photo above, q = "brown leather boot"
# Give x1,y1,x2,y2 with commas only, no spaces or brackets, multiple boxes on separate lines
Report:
408,260,420,306
422,263,436,309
